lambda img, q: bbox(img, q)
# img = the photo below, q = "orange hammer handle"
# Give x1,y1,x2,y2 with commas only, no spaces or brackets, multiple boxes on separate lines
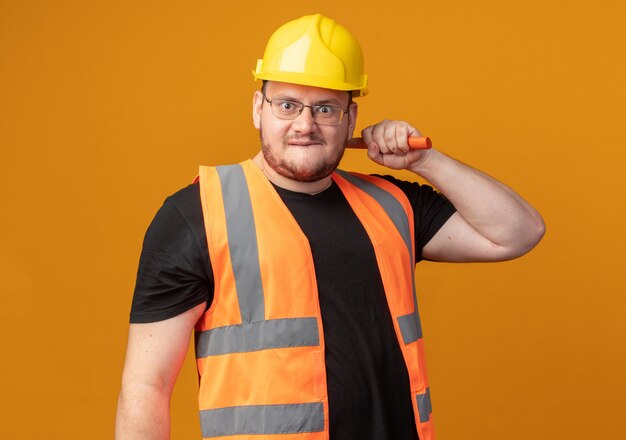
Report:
346,136,432,150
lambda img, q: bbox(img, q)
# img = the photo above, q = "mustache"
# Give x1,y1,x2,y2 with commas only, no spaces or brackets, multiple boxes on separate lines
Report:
285,134,325,144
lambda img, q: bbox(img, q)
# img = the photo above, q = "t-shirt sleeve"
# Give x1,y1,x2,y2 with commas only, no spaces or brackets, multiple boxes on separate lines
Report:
377,174,457,262
129,183,213,323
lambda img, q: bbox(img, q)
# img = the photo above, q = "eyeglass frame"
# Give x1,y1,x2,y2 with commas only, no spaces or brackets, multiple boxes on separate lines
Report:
262,94,351,126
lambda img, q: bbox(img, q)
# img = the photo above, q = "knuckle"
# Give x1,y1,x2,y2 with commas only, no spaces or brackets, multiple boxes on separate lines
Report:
384,132,396,144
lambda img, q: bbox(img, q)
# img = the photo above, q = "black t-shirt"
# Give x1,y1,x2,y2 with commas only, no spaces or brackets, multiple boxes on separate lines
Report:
130,174,456,440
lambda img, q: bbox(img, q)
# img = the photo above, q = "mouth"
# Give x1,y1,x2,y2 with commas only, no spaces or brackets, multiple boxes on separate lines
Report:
287,140,324,147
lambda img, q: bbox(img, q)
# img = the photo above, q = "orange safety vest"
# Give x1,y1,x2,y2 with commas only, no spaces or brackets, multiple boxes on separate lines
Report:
195,159,434,440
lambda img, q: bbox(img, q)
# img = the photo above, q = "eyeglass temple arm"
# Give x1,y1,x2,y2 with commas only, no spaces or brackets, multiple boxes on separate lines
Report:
346,136,432,150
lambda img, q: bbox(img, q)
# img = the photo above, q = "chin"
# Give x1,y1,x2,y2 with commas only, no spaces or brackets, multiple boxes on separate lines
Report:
263,149,341,182
276,159,336,182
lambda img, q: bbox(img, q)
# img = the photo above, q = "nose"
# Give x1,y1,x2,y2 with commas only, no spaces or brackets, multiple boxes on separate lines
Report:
291,105,317,133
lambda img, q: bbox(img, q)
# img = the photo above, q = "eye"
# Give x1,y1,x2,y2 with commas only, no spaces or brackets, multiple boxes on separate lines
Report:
277,100,297,112
315,105,338,116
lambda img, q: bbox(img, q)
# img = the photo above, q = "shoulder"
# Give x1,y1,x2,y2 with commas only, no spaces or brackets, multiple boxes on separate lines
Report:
142,181,206,261
371,174,455,209
156,182,204,232
372,174,433,199
163,182,201,213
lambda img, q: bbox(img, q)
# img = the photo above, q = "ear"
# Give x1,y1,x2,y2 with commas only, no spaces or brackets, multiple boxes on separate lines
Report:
346,101,358,139
252,91,264,129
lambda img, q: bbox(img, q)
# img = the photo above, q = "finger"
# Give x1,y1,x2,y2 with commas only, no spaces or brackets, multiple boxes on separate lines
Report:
361,125,379,151
373,120,390,153
361,125,372,145
407,123,421,138
395,124,410,153
366,141,381,163
383,123,401,153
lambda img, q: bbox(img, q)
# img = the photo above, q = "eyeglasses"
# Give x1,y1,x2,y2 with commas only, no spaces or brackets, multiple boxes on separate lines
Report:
263,95,349,126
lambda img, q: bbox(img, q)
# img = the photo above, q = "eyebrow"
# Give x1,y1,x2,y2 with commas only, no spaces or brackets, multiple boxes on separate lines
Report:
272,95,346,107
314,99,346,107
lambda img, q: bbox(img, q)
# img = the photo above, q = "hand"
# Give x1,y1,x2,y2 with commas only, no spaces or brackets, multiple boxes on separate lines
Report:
361,120,431,170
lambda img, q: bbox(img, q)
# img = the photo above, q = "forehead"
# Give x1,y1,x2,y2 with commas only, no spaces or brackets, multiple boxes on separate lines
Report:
266,81,350,106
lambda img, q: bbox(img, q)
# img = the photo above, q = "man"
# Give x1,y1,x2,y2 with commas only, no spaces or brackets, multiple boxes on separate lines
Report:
115,14,544,440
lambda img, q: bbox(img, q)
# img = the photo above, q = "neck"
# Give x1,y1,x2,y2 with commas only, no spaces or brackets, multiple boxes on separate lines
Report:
252,152,333,195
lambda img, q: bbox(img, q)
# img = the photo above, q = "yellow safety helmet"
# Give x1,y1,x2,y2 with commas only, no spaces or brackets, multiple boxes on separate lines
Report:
253,14,368,97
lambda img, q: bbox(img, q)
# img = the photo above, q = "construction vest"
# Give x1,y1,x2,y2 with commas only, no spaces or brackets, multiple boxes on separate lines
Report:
195,159,434,440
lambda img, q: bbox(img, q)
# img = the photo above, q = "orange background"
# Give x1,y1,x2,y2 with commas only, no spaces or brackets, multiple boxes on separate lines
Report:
1,1,625,438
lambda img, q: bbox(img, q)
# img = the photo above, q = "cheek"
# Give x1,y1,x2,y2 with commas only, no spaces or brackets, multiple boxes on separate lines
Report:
327,127,349,147
261,118,290,143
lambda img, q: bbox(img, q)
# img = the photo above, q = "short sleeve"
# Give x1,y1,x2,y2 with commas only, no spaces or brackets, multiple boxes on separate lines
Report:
129,183,213,323
377,175,456,262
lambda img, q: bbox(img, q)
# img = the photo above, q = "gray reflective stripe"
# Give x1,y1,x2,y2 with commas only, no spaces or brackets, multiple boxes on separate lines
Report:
196,317,320,357
397,312,423,344
334,170,424,344
416,388,432,423
335,170,412,257
199,402,324,437
216,164,265,323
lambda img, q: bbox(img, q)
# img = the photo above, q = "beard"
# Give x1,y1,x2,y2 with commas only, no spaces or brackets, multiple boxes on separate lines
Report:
259,125,347,182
